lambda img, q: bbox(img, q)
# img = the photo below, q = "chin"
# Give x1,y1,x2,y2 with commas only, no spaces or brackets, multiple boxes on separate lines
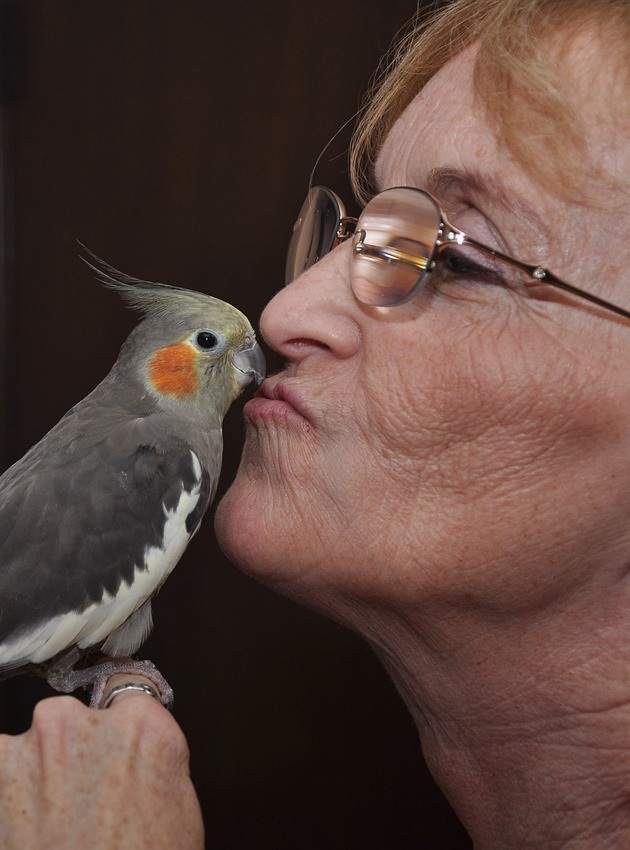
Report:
215,482,259,569
214,475,290,588
216,479,402,644
215,420,314,579
215,474,328,605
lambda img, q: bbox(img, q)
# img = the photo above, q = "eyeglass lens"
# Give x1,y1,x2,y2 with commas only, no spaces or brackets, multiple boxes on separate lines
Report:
285,186,344,286
286,185,442,306
352,188,440,306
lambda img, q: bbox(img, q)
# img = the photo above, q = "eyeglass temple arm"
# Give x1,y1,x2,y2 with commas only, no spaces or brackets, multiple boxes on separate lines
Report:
468,241,630,322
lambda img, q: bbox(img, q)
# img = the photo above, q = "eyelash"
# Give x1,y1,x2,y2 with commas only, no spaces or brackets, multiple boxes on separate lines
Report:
438,248,494,277
440,247,501,281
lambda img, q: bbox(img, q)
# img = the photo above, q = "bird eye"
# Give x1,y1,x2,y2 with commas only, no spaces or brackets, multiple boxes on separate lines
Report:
194,330,220,350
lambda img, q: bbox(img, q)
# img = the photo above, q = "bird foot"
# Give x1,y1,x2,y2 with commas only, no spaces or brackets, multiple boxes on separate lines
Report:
51,658,174,710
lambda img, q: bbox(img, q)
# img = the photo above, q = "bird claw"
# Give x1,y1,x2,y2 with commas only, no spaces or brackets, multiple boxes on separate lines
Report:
52,659,174,710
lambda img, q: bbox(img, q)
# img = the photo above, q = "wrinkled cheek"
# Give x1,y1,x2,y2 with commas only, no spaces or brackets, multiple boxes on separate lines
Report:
363,366,500,489
215,421,346,579
371,341,630,600
360,360,620,594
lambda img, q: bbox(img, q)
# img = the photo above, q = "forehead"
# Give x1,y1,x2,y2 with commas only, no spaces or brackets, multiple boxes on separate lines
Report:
375,45,490,192
375,34,630,206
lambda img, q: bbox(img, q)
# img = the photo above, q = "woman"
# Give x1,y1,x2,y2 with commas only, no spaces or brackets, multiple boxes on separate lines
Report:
3,0,630,846
218,1,630,846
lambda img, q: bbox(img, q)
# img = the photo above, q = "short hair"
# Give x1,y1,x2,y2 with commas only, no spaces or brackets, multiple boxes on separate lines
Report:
350,0,630,202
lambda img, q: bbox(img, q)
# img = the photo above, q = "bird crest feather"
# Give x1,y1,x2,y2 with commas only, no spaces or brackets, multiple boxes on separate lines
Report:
78,243,222,319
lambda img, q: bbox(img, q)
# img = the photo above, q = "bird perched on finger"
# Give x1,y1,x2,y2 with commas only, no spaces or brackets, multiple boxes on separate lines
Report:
0,255,265,707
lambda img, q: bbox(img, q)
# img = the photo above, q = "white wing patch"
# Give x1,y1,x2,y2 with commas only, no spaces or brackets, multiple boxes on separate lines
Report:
0,451,203,668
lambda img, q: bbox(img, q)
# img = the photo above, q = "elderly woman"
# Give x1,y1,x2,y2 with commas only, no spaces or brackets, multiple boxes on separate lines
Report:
2,0,630,846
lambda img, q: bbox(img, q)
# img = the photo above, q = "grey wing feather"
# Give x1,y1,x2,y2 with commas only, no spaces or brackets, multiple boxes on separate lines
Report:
0,409,216,665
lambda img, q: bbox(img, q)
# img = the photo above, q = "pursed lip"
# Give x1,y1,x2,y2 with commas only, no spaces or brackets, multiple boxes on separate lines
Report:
244,376,314,427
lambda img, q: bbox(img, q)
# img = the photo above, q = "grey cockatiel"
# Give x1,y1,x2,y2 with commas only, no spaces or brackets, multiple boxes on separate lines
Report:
0,257,265,707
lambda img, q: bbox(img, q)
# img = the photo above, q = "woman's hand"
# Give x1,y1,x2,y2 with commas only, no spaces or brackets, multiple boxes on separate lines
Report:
0,679,204,849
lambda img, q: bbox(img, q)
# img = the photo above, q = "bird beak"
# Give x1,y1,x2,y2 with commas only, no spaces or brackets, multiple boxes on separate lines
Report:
234,337,266,387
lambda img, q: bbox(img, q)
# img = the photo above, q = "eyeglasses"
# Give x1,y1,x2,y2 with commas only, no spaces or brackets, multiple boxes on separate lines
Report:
285,185,630,320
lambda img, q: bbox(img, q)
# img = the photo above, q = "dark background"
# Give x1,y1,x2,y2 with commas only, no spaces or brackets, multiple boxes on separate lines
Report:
0,3,471,848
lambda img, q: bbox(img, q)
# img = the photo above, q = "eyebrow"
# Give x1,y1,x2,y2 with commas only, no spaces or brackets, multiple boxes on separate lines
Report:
424,166,548,236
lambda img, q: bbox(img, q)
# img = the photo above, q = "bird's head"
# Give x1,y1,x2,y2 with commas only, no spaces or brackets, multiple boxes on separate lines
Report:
84,253,265,424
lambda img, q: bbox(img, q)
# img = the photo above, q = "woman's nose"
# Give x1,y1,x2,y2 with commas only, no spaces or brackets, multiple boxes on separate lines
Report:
260,243,361,362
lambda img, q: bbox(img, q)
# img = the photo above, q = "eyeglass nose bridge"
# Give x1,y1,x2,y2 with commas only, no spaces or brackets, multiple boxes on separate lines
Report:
335,215,358,247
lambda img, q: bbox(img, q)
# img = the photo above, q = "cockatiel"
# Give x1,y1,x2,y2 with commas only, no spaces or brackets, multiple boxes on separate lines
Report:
0,257,265,707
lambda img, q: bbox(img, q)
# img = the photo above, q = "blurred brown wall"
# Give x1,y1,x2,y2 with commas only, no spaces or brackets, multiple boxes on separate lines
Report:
0,2,471,847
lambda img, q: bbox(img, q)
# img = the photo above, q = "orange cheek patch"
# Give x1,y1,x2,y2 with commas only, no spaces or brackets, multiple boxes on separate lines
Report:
148,343,198,397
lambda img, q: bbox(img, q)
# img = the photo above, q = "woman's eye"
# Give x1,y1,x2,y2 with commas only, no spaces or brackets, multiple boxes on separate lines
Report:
442,247,498,280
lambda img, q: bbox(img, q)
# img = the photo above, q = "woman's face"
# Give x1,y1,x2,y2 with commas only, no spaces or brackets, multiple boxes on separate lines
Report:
216,38,630,631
